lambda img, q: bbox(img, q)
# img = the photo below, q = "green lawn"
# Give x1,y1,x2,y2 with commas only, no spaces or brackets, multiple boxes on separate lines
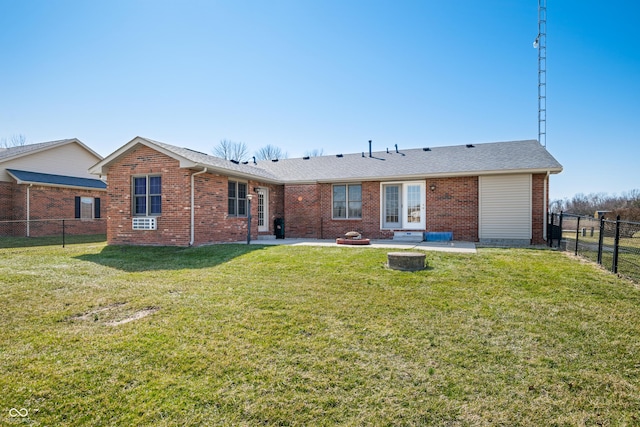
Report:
2,242,640,426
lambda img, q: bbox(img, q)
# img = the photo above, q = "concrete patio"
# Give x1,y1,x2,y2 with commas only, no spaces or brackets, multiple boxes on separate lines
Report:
247,238,477,254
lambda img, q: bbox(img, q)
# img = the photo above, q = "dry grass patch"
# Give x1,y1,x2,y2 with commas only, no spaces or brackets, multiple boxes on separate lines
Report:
65,303,160,326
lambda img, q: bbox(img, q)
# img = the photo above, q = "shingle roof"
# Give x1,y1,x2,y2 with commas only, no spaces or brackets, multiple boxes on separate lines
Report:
6,169,107,190
255,140,563,183
93,137,562,184
0,139,78,162
145,138,282,182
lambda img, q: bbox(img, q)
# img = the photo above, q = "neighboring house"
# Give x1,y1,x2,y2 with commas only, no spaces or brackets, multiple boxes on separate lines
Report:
0,139,106,237
90,136,562,246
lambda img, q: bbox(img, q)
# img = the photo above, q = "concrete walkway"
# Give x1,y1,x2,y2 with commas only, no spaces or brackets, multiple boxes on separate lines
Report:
248,238,477,254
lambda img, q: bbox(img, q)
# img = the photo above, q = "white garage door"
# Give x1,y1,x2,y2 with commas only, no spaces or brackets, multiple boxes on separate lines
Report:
479,174,532,241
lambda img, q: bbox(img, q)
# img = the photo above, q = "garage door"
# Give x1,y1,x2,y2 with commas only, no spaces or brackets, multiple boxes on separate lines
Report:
479,174,531,241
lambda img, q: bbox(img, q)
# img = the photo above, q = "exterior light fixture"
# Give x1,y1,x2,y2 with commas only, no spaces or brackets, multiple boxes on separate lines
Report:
430,184,436,192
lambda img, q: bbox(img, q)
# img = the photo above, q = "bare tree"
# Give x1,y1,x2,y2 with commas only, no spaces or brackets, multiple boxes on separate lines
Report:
213,139,249,162
255,144,288,161
549,199,565,214
550,189,640,215
1,134,27,148
304,148,324,157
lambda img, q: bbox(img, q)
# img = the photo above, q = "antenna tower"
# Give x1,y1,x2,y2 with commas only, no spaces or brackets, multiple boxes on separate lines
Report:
534,0,547,147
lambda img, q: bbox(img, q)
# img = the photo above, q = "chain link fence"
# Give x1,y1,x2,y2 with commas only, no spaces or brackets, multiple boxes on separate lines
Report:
0,219,106,247
548,212,640,283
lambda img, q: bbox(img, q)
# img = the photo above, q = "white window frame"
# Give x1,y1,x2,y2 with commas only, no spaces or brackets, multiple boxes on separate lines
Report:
332,183,362,220
256,187,269,232
380,181,426,230
228,180,248,217
132,175,162,217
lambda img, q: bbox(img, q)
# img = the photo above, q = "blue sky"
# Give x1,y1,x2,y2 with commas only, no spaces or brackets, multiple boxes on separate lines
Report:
1,0,638,200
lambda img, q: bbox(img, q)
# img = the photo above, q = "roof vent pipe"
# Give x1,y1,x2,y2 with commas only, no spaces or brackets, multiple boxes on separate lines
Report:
395,144,398,153
252,156,256,165
369,140,372,158
387,147,389,154
362,152,365,157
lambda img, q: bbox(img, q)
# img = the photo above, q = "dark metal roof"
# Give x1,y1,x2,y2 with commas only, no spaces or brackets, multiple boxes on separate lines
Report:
6,169,107,190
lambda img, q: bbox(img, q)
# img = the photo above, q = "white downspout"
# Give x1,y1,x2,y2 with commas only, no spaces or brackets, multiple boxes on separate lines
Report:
190,168,207,246
543,171,550,241
26,184,31,237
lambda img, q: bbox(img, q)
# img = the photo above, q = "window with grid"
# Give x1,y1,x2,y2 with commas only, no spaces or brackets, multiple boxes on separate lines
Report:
133,175,161,216
228,180,247,217
332,184,362,219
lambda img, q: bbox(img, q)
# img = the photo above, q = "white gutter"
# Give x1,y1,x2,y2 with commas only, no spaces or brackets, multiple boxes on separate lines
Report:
190,168,208,246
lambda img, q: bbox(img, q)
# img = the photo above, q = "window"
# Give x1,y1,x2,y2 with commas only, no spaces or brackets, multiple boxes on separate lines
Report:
228,180,247,217
133,175,161,216
333,184,362,219
80,197,93,220
383,185,400,227
75,196,101,220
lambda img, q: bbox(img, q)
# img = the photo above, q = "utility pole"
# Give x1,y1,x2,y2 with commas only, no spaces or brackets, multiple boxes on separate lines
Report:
534,0,547,147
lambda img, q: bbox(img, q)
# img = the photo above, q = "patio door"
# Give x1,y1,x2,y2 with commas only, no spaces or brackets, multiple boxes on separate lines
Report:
383,185,401,228
403,182,425,229
382,182,426,229
256,188,268,232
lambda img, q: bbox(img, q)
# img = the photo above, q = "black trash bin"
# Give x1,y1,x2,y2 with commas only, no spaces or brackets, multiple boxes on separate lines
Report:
274,218,285,239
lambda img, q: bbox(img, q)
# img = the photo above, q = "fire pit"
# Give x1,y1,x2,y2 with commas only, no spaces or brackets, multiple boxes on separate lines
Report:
336,231,371,245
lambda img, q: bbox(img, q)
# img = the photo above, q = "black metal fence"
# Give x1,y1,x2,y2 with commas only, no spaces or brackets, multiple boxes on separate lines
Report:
548,212,640,283
0,218,106,247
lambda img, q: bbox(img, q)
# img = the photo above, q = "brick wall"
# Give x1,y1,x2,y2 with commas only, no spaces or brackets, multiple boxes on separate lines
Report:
0,182,13,220
284,184,321,238
256,182,285,237
191,175,284,245
106,144,286,246
426,177,478,241
0,181,18,236
531,173,547,245
11,185,25,220
28,185,105,236
106,145,192,246
285,177,480,241
318,181,391,239
0,182,105,237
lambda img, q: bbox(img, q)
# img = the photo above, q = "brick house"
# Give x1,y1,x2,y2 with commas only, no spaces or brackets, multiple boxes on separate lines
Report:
0,139,106,237
90,137,562,246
